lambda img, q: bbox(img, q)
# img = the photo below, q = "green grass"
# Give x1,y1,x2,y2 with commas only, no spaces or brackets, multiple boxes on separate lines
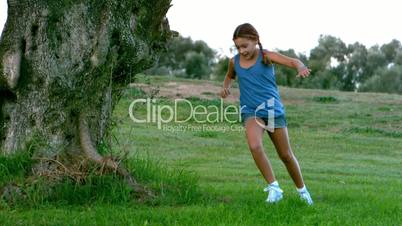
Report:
1,76,402,225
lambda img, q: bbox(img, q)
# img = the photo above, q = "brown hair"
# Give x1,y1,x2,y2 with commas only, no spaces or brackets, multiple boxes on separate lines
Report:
232,23,272,65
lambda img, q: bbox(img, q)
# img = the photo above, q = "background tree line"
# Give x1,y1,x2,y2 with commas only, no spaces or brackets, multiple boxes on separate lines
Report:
146,35,402,94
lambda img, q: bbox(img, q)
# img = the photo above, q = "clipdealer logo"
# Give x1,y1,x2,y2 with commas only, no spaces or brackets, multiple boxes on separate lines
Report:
128,98,241,129
254,98,275,132
128,97,276,132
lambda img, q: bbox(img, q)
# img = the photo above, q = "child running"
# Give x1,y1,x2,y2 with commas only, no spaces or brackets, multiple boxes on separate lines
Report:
220,23,313,205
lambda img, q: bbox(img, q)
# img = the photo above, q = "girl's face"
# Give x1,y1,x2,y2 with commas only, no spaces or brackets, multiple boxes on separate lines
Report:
234,37,258,60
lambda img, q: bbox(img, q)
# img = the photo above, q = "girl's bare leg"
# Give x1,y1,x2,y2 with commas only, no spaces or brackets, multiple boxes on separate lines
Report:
245,118,276,184
267,127,304,188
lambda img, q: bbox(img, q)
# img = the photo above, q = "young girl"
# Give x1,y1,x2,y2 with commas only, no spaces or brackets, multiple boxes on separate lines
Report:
220,23,313,205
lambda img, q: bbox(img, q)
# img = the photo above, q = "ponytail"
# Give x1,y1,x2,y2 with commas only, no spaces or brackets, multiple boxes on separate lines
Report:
258,41,272,65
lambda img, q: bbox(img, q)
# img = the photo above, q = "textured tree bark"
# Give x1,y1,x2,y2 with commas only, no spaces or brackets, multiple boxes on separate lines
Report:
0,0,171,188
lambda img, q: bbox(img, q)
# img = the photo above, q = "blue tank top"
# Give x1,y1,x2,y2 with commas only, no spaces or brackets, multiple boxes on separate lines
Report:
234,51,285,118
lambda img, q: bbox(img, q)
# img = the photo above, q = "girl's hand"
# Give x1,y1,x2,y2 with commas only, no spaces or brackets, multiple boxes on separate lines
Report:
297,66,311,78
220,87,230,98
266,52,311,78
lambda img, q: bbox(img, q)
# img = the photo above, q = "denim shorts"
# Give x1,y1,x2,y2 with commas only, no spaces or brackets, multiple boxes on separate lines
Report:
241,113,287,128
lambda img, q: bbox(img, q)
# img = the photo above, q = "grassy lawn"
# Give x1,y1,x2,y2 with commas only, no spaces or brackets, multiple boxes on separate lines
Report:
1,76,401,225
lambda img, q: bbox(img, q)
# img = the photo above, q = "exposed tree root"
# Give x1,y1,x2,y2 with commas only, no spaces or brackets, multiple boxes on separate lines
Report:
78,113,154,198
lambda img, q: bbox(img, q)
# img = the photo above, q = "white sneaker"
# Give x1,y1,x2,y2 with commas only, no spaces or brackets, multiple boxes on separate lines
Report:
263,184,283,203
299,188,313,205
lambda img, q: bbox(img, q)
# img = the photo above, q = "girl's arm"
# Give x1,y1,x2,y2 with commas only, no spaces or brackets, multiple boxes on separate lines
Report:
266,51,311,78
221,58,235,98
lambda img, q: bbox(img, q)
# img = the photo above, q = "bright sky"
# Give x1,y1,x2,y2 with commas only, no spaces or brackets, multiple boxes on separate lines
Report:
1,0,402,56
0,0,6,36
167,0,402,56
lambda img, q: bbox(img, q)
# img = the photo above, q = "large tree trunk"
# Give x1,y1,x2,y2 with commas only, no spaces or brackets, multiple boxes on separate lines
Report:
0,0,171,184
